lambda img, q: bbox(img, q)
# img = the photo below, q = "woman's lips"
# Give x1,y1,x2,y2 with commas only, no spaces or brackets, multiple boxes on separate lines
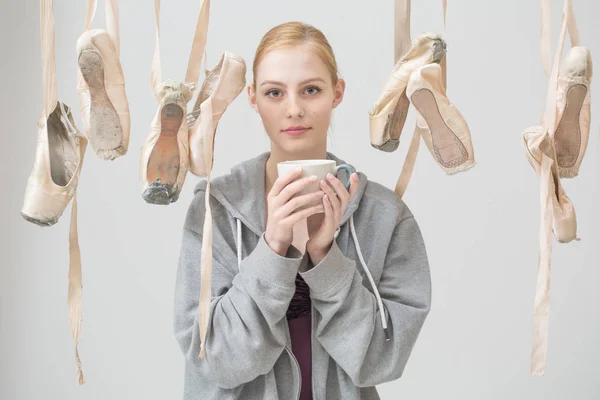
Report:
282,127,310,136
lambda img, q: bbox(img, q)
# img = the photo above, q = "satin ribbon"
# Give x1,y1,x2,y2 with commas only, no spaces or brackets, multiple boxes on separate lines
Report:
198,100,215,359
530,0,579,377
151,0,210,99
41,0,89,384
83,0,121,55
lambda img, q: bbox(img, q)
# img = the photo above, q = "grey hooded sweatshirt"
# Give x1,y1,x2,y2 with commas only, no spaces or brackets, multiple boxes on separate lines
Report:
174,151,431,399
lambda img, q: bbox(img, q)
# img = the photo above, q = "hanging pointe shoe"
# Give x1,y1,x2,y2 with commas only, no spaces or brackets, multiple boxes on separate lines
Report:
140,80,192,205
22,102,87,226
553,46,593,178
181,50,246,360
369,32,446,152
77,29,130,160
406,62,475,174
187,51,246,176
522,126,577,243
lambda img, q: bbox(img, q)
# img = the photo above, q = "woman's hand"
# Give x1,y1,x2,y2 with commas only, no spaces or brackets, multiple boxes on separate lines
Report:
306,172,359,265
265,168,326,256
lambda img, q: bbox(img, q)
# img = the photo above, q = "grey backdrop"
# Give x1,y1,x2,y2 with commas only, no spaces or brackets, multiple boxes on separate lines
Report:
1,0,599,399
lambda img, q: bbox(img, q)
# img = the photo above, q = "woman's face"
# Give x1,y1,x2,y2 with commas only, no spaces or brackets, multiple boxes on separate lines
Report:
248,43,345,156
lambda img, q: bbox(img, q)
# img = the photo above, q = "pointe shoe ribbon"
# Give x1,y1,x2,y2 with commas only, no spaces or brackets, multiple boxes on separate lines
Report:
522,122,579,377
525,0,582,376
77,0,130,160
139,0,210,205
21,0,88,384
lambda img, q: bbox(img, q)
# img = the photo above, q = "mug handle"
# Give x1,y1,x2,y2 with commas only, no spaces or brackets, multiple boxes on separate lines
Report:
334,164,356,189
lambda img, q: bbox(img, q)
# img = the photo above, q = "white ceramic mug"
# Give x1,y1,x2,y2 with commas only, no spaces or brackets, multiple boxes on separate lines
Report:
277,160,356,206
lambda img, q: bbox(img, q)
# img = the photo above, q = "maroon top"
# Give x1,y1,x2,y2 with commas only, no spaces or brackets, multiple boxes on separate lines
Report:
287,273,313,400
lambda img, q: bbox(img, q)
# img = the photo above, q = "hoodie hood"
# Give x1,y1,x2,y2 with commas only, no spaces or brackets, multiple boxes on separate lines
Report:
195,151,369,237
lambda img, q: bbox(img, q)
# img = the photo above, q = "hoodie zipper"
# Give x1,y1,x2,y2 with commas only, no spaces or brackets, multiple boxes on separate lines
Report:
284,302,315,400
311,304,316,399
284,346,302,400
284,319,302,400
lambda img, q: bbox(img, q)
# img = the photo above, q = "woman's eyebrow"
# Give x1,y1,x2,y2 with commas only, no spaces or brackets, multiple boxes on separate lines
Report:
260,77,326,87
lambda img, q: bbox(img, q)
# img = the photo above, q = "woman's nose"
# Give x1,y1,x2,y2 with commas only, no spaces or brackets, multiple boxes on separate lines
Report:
285,96,305,118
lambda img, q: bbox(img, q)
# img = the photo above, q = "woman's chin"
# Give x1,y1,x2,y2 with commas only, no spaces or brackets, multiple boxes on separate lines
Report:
275,140,317,155
268,129,327,155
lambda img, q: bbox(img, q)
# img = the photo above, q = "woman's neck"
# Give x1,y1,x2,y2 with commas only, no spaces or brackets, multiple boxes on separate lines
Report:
264,145,328,197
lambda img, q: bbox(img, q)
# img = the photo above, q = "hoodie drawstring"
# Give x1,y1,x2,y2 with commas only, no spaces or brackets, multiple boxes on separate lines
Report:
349,215,390,340
236,218,242,271
233,216,389,340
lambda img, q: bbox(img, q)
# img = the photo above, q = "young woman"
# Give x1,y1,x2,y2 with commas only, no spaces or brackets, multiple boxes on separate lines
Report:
174,21,431,400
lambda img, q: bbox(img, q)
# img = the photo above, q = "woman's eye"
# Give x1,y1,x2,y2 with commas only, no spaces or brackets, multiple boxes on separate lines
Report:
266,89,281,98
305,86,321,95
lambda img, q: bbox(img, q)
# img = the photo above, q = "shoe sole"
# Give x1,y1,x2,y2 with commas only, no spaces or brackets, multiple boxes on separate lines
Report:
21,212,58,227
79,50,123,160
144,104,183,205
411,88,468,169
554,84,587,169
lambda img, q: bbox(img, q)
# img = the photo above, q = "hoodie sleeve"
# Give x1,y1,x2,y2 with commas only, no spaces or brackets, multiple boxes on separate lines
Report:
298,212,431,387
173,188,305,389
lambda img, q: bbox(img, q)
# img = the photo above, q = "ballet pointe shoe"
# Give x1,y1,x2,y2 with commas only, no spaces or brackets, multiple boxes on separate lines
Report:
140,80,192,205
182,51,246,360
553,46,593,178
369,32,446,152
522,126,578,243
406,63,475,174
187,51,246,176
76,29,130,160
21,102,87,225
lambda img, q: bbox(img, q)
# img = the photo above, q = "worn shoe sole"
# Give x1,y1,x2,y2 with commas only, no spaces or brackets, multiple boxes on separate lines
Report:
554,84,587,170
143,104,183,205
78,50,123,160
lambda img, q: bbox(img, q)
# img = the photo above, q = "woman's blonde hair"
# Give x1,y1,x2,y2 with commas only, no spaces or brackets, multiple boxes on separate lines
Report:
252,22,339,88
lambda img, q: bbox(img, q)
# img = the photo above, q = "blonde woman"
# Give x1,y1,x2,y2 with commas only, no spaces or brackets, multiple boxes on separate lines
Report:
174,21,431,400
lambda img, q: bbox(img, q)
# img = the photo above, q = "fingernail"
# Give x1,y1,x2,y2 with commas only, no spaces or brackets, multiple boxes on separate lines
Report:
327,173,334,180
295,167,302,172
309,175,318,181
352,173,358,180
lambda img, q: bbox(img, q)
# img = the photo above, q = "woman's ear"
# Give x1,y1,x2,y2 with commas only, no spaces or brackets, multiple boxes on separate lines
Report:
332,78,345,109
247,84,259,113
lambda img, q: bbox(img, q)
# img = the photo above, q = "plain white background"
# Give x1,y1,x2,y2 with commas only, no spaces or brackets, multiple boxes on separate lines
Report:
2,0,599,399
